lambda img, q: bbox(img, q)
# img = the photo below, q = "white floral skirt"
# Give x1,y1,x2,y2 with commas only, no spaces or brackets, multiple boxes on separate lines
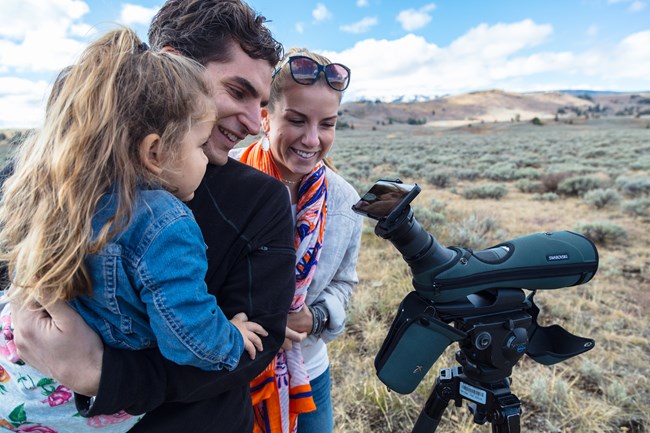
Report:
0,304,141,433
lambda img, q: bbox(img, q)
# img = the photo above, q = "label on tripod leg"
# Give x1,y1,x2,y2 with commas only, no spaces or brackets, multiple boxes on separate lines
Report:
459,381,487,404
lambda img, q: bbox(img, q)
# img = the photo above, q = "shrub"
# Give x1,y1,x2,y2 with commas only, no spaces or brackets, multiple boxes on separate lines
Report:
454,168,481,181
574,222,628,246
485,164,517,181
621,198,650,218
540,172,572,192
557,175,610,196
424,171,453,188
428,197,447,213
582,149,608,159
532,192,559,201
407,117,427,125
582,188,622,209
516,179,545,193
615,176,650,198
411,205,446,231
513,167,541,180
605,382,629,406
531,117,543,126
462,184,508,200
398,166,416,179
446,214,506,248
530,376,569,407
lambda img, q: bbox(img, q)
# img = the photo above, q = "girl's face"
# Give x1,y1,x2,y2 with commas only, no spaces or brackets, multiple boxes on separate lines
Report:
265,82,340,181
161,112,215,202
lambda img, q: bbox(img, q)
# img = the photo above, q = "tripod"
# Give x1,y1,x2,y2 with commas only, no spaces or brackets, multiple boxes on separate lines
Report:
411,365,521,433
411,288,532,433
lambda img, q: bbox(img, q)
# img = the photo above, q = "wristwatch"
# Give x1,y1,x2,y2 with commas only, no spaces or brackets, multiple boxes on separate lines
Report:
75,394,96,417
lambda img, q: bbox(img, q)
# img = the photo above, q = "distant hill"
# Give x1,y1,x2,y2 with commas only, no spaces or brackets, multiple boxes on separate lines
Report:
3,90,649,136
339,89,650,128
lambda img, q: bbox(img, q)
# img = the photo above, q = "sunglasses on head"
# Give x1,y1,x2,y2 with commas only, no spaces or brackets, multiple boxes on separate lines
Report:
272,55,351,91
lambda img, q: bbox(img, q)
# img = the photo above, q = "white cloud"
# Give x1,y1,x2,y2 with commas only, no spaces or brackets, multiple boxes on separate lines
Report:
312,3,332,22
0,32,88,73
396,3,436,32
0,77,50,128
357,0,369,6
586,24,599,37
324,20,650,101
119,4,160,27
295,22,305,34
449,19,552,59
0,0,89,39
0,0,94,73
340,17,378,34
607,0,647,10
491,52,576,80
0,0,115,128
607,30,650,78
70,23,96,38
629,0,646,11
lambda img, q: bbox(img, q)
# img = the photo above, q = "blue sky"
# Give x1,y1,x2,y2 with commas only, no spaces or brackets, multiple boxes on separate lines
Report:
1,0,649,128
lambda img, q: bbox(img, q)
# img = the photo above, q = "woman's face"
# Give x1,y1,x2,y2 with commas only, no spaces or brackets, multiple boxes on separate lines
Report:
265,81,340,180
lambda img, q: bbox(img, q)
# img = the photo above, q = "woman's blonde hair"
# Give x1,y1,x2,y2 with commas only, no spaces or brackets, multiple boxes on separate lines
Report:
0,27,213,308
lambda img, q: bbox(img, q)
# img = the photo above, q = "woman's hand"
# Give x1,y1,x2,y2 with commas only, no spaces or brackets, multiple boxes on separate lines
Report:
279,305,312,352
280,326,307,352
11,301,103,396
286,304,313,334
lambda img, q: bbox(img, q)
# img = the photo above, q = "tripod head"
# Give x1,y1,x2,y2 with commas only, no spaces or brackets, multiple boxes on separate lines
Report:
352,179,598,432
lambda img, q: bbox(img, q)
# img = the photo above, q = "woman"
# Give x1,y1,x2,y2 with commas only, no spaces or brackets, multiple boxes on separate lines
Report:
230,48,362,433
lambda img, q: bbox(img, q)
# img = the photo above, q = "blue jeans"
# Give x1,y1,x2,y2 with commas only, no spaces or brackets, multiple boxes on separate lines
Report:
297,367,333,433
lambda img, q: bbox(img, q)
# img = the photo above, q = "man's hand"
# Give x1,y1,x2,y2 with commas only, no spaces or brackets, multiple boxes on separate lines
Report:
230,312,268,360
12,301,103,396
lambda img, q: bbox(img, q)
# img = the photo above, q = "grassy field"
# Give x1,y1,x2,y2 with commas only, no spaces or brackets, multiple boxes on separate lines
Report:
328,117,649,433
1,116,648,432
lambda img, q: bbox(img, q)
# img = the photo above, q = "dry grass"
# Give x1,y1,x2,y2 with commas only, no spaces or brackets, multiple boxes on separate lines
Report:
1,116,647,432
329,119,649,433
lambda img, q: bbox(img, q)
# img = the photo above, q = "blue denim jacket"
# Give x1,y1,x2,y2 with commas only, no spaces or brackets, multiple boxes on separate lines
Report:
70,187,243,371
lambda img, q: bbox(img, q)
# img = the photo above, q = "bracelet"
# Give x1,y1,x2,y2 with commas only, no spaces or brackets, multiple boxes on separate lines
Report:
309,303,328,337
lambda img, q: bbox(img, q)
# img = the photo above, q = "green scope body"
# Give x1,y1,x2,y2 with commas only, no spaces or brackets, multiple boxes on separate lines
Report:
375,208,599,303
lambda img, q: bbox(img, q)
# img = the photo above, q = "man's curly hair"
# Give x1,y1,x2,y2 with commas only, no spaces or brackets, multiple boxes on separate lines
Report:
148,0,283,67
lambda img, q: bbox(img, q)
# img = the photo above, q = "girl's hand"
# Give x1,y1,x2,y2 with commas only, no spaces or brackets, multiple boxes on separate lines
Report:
230,312,268,360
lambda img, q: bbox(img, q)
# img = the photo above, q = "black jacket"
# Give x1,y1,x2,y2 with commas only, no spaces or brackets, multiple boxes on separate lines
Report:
78,159,296,432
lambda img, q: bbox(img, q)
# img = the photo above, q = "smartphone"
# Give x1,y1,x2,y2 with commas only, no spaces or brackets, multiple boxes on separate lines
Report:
352,179,421,220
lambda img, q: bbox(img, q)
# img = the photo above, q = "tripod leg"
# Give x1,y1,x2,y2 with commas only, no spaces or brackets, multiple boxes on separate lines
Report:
490,394,521,433
411,369,454,433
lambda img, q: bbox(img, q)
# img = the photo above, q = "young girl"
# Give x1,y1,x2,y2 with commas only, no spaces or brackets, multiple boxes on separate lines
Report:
0,28,265,432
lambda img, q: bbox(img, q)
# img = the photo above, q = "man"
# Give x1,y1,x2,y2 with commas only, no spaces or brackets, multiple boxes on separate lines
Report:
10,1,296,432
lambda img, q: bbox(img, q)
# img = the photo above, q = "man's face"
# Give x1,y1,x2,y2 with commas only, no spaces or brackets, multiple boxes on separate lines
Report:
202,44,273,165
